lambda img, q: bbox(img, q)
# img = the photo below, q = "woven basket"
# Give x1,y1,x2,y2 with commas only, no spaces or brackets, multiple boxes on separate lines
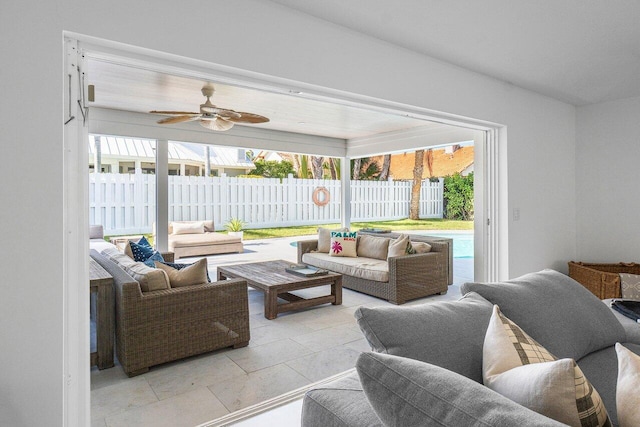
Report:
568,261,640,299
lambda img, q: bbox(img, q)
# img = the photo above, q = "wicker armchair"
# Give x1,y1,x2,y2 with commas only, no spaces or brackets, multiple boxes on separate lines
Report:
297,235,449,305
90,250,250,376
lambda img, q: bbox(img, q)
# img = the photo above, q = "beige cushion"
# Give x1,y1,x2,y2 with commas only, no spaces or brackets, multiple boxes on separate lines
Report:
616,343,640,427
168,220,214,234
329,231,357,257
483,305,611,427
411,241,432,253
124,262,171,292
317,227,348,253
168,232,240,248
172,221,205,235
387,234,411,258
357,235,390,260
620,273,640,300
89,225,104,239
302,252,388,282
155,258,208,288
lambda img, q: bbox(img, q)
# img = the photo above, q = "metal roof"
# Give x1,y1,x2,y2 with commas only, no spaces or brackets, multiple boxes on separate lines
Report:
88,135,255,168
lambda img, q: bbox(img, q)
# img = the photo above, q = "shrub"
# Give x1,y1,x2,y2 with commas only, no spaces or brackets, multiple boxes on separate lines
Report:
443,172,474,220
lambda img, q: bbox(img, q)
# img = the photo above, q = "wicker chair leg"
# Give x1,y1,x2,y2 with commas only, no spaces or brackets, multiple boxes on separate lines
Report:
233,341,249,349
126,367,149,378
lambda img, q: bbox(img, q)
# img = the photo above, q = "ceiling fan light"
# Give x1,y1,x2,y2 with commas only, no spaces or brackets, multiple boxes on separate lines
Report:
200,117,234,131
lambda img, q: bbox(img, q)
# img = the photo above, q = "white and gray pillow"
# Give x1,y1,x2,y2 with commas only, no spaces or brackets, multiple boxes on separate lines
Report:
483,305,611,427
620,273,640,300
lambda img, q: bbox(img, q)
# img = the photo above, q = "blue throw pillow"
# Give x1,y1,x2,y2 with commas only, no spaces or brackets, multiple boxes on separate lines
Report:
143,251,165,268
130,239,155,262
137,236,152,248
157,261,212,282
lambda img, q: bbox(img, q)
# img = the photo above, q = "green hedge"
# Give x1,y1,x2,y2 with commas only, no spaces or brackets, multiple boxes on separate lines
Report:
443,172,474,220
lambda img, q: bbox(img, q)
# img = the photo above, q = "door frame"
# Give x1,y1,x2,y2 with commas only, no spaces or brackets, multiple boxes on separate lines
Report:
63,32,508,426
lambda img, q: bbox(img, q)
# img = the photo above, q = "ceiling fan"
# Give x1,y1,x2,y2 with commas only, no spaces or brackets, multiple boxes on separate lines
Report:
150,83,269,131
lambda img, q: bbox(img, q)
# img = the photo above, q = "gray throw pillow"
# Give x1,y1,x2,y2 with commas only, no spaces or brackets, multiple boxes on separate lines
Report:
461,269,627,361
356,352,566,427
355,292,493,383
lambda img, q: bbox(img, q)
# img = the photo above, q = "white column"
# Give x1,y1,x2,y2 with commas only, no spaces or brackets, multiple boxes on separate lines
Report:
340,157,351,229
204,145,211,177
93,135,101,173
156,139,169,252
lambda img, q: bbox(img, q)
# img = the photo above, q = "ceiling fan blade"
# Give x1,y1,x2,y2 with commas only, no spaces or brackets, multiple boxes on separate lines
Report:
199,117,235,131
226,112,270,124
157,114,201,124
150,110,200,115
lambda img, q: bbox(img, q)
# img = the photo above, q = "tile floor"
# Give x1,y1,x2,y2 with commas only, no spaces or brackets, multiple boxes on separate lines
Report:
90,234,474,427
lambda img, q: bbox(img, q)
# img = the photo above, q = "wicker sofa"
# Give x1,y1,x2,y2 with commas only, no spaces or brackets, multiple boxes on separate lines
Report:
568,261,640,299
297,232,450,305
90,248,250,376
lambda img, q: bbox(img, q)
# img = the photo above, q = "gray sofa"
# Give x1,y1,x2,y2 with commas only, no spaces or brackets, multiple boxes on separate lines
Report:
301,269,640,426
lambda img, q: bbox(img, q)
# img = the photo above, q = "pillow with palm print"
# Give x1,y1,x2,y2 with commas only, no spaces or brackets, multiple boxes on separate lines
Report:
329,231,357,257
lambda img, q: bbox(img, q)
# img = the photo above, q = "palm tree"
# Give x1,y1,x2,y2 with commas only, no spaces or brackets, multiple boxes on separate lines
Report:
352,158,362,180
298,155,311,179
327,157,339,179
410,149,424,219
310,156,324,179
426,148,434,178
379,154,391,180
350,157,381,180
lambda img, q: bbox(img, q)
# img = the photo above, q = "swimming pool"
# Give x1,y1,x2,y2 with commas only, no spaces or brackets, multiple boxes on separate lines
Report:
412,231,474,258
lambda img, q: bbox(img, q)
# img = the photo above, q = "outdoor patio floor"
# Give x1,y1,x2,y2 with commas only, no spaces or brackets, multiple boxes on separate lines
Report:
90,233,474,427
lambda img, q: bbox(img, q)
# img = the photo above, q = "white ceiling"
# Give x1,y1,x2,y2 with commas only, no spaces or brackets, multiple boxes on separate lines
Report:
270,0,640,106
87,59,444,140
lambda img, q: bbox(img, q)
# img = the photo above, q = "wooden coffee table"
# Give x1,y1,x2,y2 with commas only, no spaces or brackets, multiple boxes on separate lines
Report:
217,260,342,320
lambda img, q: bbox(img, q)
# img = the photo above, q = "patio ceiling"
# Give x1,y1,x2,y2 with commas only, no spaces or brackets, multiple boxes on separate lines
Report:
87,58,453,142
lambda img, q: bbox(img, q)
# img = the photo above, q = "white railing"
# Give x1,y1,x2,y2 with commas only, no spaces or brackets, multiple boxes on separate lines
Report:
89,173,443,235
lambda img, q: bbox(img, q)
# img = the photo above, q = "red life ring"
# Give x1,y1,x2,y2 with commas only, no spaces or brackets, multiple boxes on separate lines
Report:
312,186,330,206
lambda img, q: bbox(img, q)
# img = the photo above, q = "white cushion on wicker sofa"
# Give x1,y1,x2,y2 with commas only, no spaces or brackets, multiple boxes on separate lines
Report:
302,252,389,282
169,232,240,249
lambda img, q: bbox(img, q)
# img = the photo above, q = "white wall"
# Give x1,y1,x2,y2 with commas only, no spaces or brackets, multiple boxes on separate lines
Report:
576,96,640,261
0,0,576,425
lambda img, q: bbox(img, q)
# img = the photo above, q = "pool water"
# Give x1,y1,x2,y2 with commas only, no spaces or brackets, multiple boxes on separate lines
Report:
415,232,474,258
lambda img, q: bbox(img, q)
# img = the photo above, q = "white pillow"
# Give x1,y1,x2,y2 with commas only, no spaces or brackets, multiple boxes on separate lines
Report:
616,343,640,427
483,305,611,427
329,231,357,257
172,221,205,235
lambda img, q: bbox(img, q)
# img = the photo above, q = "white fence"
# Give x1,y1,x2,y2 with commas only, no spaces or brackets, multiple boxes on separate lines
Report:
89,173,443,235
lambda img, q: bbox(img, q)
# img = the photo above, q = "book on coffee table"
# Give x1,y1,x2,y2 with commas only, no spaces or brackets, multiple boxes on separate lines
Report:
285,264,329,277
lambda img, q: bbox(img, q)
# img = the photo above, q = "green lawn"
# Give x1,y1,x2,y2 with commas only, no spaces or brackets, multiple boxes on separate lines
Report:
107,218,472,244
242,219,472,240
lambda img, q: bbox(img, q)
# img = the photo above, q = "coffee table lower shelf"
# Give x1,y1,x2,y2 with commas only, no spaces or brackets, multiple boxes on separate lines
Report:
217,260,342,320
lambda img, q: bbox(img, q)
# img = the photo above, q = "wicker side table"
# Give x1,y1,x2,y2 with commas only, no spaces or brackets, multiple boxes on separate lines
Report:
90,257,115,369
